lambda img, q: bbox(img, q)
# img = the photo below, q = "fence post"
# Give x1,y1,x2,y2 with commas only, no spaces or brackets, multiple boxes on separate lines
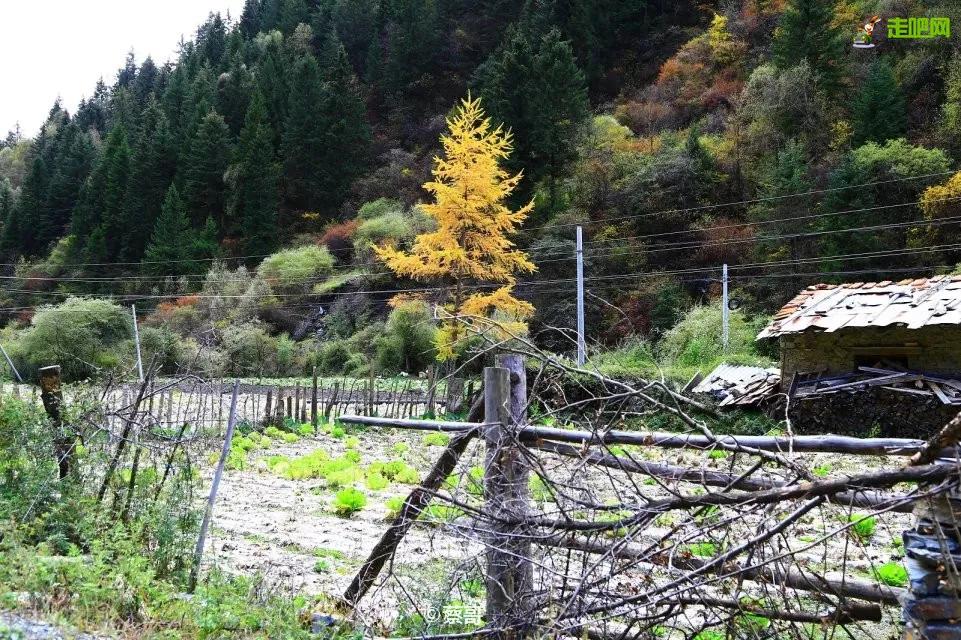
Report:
483,359,532,637
189,379,240,593
39,365,69,479
311,367,319,433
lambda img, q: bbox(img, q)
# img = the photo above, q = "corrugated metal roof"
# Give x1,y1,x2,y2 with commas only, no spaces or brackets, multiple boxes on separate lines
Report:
757,275,961,339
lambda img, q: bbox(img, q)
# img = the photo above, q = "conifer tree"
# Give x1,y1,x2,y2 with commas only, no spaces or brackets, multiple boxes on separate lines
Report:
239,0,262,38
143,184,191,273
42,124,95,251
97,125,132,261
375,96,536,360
122,98,177,260
772,0,846,94
481,26,588,211
182,110,231,231
218,54,254,135
282,46,369,217
1,155,47,255
851,61,906,147
229,90,279,254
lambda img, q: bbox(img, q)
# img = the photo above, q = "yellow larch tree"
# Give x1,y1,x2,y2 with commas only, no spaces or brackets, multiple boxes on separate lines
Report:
375,95,536,360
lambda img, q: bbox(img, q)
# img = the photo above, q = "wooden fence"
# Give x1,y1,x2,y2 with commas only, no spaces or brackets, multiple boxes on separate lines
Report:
336,354,961,640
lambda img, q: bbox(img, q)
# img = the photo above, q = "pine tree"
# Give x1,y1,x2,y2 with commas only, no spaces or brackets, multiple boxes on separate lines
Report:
43,123,95,249
122,98,177,260
772,0,847,94
239,0,262,37
282,47,370,217
3,155,49,255
143,184,191,274
218,54,254,135
278,0,309,33
481,26,588,211
375,96,536,360
851,61,906,147
256,42,288,145
229,90,280,254
97,125,132,261
182,110,231,231
0,179,13,242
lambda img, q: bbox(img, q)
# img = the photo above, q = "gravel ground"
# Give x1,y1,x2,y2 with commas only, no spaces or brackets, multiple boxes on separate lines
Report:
0,613,105,640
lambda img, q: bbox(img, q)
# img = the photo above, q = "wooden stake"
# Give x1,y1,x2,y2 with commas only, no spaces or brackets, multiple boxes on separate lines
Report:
311,367,319,433
39,365,69,479
483,359,532,633
189,379,240,592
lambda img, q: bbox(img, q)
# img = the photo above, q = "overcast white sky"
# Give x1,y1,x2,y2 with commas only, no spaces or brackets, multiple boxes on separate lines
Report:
0,0,247,137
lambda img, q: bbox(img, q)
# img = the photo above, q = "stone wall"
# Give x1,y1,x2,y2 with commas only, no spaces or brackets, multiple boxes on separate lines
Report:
779,325,961,384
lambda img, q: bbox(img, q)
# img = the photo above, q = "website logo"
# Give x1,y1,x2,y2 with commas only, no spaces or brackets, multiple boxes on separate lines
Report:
853,16,951,48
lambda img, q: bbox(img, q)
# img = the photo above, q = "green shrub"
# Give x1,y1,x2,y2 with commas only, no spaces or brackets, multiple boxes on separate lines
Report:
420,504,464,523
258,245,335,294
529,475,552,502
392,442,410,454
317,340,352,375
849,514,877,541
332,488,367,516
297,423,314,437
313,559,330,573
657,304,770,373
873,561,908,587
707,449,728,460
813,463,832,477
15,297,133,381
375,300,437,375
386,496,406,519
345,436,360,449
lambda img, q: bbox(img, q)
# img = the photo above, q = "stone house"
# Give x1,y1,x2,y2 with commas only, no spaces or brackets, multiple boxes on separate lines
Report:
758,276,961,384
756,276,961,436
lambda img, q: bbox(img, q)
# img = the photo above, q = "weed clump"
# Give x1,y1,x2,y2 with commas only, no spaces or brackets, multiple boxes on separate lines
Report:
873,561,908,586
332,488,367,516
849,514,877,541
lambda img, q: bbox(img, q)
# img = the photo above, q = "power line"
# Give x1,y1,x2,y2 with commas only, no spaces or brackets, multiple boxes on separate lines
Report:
521,169,956,233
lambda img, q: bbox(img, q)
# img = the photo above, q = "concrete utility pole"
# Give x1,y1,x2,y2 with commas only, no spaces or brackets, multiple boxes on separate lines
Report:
576,226,586,366
721,263,729,353
131,304,144,382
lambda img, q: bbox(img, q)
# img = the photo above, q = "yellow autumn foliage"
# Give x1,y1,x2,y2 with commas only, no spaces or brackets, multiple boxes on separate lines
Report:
375,95,536,359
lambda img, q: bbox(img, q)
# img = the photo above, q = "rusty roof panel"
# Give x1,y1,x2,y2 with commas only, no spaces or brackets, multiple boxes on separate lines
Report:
757,276,961,339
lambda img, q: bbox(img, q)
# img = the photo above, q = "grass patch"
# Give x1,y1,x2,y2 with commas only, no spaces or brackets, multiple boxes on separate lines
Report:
685,542,718,557
873,561,908,587
422,432,451,447
848,514,877,541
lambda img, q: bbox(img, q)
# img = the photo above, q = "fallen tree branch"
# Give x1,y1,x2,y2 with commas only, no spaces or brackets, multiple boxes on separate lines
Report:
538,533,903,605
533,440,916,513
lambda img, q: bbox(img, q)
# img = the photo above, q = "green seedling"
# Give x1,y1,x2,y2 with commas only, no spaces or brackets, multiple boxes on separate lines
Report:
873,561,908,587
332,488,366,516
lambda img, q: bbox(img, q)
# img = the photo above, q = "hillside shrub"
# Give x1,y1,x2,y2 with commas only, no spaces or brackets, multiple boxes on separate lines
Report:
657,304,770,374
257,245,335,295
15,297,133,381
375,300,437,375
